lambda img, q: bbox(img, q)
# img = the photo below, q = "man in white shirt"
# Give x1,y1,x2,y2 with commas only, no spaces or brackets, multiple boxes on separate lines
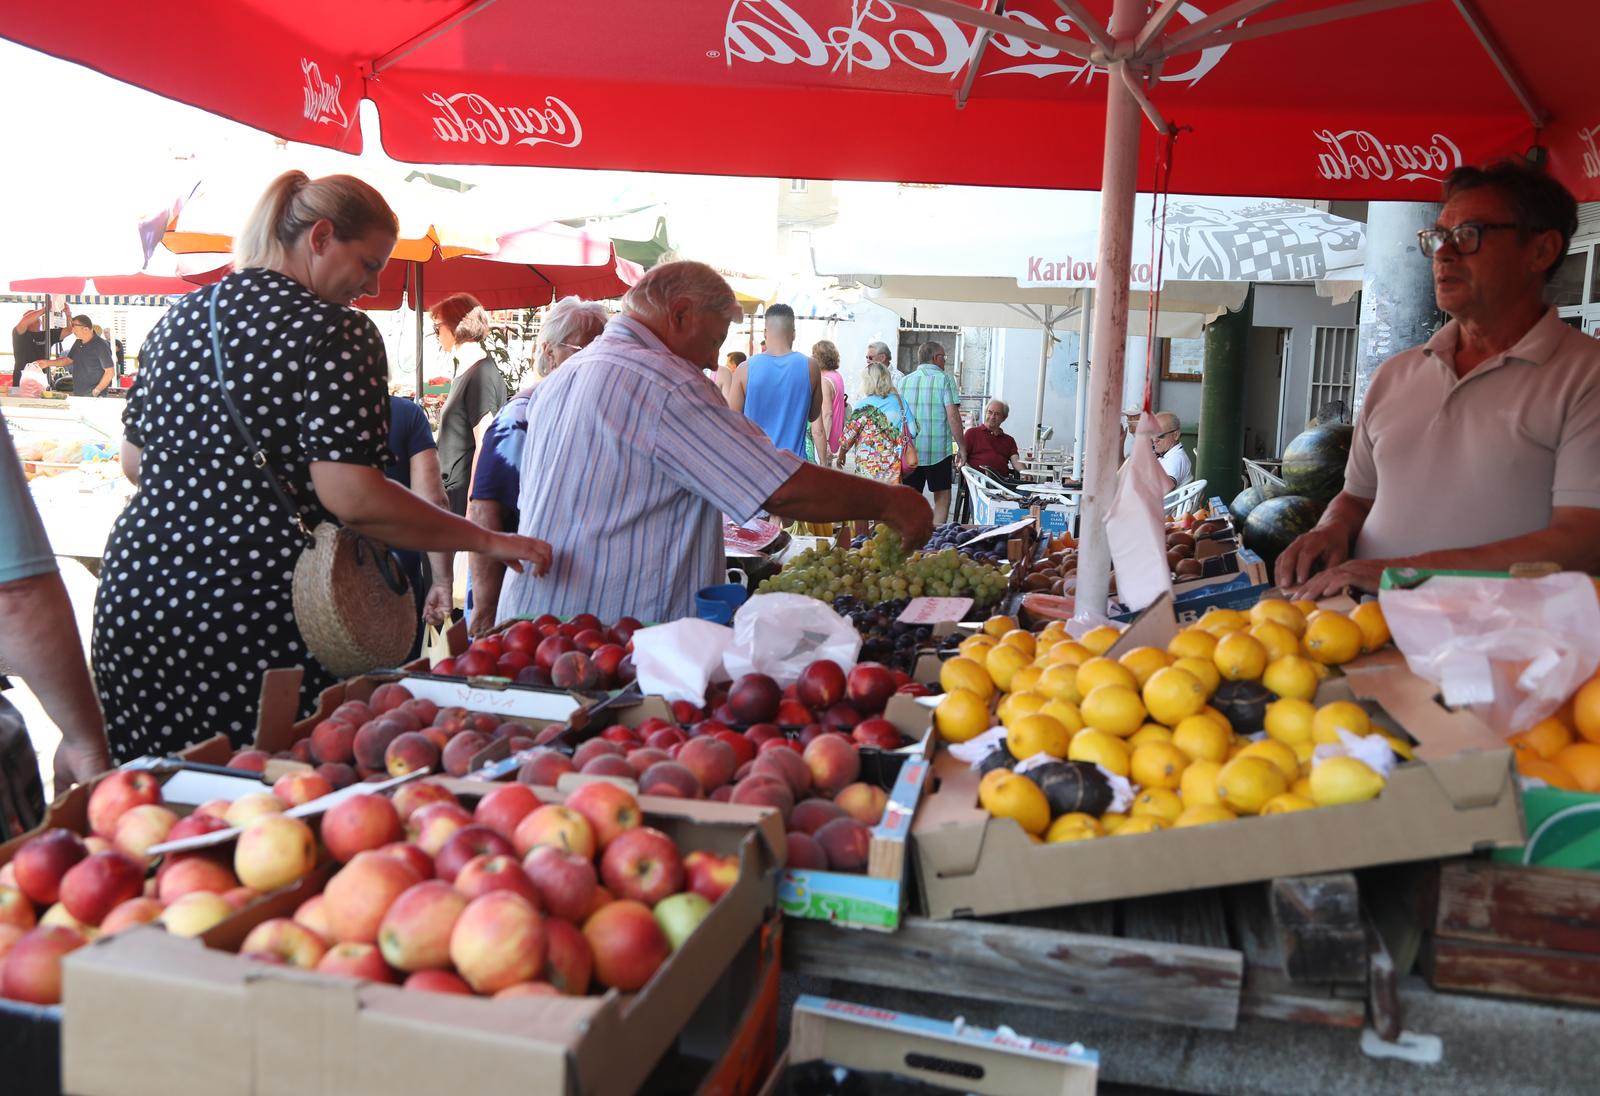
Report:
1153,411,1192,490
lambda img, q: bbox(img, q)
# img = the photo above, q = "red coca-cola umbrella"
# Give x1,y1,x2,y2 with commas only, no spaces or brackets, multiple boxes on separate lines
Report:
7,272,206,297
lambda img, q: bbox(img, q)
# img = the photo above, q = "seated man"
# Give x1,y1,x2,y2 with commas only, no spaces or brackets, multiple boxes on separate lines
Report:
1153,410,1193,490
963,399,1021,478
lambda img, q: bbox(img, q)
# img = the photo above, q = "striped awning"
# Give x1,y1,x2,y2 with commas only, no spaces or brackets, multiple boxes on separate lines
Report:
0,292,182,308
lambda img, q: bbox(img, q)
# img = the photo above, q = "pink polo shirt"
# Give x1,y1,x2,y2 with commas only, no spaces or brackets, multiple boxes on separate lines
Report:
1345,308,1600,560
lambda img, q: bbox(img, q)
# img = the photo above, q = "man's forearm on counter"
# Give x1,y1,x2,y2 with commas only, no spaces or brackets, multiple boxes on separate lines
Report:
1389,507,1600,575
1315,491,1373,545
764,462,898,522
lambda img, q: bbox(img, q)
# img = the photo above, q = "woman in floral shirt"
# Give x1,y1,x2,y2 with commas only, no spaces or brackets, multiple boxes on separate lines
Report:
836,358,918,483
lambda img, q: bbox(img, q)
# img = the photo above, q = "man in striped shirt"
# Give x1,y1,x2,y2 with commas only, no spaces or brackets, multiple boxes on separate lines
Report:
498,262,933,625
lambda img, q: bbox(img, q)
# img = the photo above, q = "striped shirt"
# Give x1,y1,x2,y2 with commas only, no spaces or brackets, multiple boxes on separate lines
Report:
498,315,801,624
900,363,961,466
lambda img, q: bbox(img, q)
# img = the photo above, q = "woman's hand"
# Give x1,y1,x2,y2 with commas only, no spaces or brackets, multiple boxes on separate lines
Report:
422,580,453,626
54,738,112,789
485,534,553,576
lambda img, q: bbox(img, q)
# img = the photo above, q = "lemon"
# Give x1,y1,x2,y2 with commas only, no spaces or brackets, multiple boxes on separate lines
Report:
936,688,992,742
1045,812,1103,843
1195,608,1249,636
1143,666,1208,726
1128,723,1173,748
1264,698,1317,747
1262,655,1320,701
1226,738,1250,760
1044,641,1093,668
1067,729,1131,776
999,629,1037,658
1291,775,1314,798
997,690,1048,728
1173,715,1231,763
1113,816,1167,836
983,614,1019,638
1215,756,1288,815
1167,628,1218,660
1080,684,1147,738
1036,663,1083,705
1236,739,1300,782
1294,599,1318,617
1080,624,1124,655
1172,656,1221,697
940,656,995,700
1200,706,1234,733
1291,741,1315,766
1214,632,1269,682
1009,664,1045,695
1351,601,1391,653
1130,741,1189,789
1381,733,1415,761
1249,598,1307,637
978,769,1051,834
1248,620,1301,662
1040,620,1069,643
958,634,998,661
1180,759,1224,807
1076,656,1137,695
1118,646,1172,687
1131,787,1183,824
1309,756,1386,806
1303,611,1364,666
1007,712,1072,760
1312,700,1372,745
1039,698,1086,734
1173,804,1237,828
1099,812,1129,834
1259,793,1317,815
986,643,1032,692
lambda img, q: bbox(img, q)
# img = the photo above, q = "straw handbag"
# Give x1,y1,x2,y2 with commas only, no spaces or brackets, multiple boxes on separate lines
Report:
208,285,416,677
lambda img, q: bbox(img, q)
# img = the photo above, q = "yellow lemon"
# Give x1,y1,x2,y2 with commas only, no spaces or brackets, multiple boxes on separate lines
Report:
1291,775,1314,798
1118,646,1173,687
1039,620,1069,644
1067,729,1131,776
936,689,992,743
1294,599,1319,617
1100,812,1129,833
1196,608,1249,636
1128,723,1174,748
1309,756,1386,806
1039,698,1086,734
1007,712,1072,760
1200,706,1234,733
1113,816,1167,836
1351,601,1391,653
986,643,1032,692
940,656,995,700
1179,760,1224,807
977,769,1051,835
1130,741,1189,789
999,629,1037,658
1173,715,1231,763
1173,804,1238,828
1215,756,1288,815
959,633,999,661
997,690,1048,729
1045,812,1104,843
1381,733,1415,761
1259,793,1317,815
1262,655,1320,701
1303,611,1364,666
1236,739,1300,782
1143,666,1208,726
1291,741,1315,766
1044,641,1093,668
1249,598,1307,637
1009,664,1045,695
1076,656,1137,696
1167,628,1219,660
1312,700,1372,745
1173,656,1221,697
1079,624,1125,655
983,614,1019,638
1131,787,1183,824
1248,620,1301,662
1213,632,1269,682
1036,663,1082,704
1264,698,1317,747
1080,684,1147,738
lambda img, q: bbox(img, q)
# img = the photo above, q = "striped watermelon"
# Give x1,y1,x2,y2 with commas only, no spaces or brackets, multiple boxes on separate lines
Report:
1280,424,1353,502
1229,483,1285,526
1243,495,1324,564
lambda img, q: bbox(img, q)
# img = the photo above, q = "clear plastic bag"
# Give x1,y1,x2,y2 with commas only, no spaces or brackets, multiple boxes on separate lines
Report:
1105,411,1173,612
1379,573,1600,735
630,618,734,704
722,593,862,685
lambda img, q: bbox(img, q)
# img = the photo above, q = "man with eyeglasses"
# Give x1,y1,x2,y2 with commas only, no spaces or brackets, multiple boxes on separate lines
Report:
1280,160,1600,596
1151,410,1192,491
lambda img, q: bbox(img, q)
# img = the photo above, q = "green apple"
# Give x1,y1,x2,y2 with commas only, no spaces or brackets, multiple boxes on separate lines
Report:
652,892,712,951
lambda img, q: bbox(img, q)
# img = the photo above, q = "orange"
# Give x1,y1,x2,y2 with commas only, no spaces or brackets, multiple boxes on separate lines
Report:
1517,754,1579,790
1555,741,1600,792
1574,676,1600,743
1511,718,1573,761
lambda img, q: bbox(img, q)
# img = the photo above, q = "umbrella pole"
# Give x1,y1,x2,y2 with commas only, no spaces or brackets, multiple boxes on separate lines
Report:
413,262,425,399
1074,0,1145,618
1072,290,1093,479
1030,306,1053,453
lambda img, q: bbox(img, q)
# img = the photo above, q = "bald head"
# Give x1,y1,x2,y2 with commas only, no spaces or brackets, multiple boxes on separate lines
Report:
1154,411,1182,454
621,260,742,368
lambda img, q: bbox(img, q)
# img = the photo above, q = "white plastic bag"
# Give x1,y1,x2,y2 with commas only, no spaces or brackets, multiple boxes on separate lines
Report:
1379,573,1600,735
722,593,862,685
1105,411,1173,612
1312,730,1400,778
630,618,734,705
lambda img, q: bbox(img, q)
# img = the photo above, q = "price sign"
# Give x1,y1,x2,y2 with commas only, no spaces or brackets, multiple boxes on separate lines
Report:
897,597,974,625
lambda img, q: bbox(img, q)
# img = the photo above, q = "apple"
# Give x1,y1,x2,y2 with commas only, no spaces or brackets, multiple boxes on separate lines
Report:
240,917,329,969
87,771,163,838
0,885,37,930
376,841,434,881
653,892,712,951
391,780,457,822
454,854,542,906
160,891,234,937
12,829,88,906
683,850,740,903
535,634,576,672
583,899,669,992
321,793,404,862
156,855,238,903
896,682,932,698
99,896,165,935
294,894,333,940
796,660,848,710
224,792,285,829
433,825,516,884
522,846,598,923
377,880,469,972
599,827,684,906
272,771,334,809
513,805,596,859
449,891,546,994
195,799,233,820
0,925,86,1004
59,851,144,926
473,783,540,841
166,811,230,845
851,718,905,751
846,663,896,715
317,941,398,983
542,917,593,996
323,851,421,944
403,969,471,994
234,814,317,893
564,783,641,850
228,749,271,773
408,801,472,857
727,674,782,725
111,804,179,863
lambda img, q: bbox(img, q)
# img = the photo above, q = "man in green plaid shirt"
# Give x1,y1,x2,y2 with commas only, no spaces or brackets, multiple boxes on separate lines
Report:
899,342,967,524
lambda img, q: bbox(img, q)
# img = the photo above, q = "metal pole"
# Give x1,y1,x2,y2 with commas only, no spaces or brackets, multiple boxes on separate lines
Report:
413,262,425,399
1074,0,1145,618
1030,305,1053,452
1072,289,1093,478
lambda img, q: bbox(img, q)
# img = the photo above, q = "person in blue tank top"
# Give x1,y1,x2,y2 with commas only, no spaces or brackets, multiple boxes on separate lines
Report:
729,303,820,458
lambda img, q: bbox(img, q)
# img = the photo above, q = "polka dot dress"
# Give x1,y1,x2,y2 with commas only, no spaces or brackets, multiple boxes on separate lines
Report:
93,270,389,762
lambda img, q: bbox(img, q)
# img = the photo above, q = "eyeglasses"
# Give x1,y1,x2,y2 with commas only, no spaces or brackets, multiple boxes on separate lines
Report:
1416,221,1520,258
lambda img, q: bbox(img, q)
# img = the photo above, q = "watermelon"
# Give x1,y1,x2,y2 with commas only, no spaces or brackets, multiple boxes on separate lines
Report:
1243,495,1323,564
1280,423,1354,502
1229,483,1285,526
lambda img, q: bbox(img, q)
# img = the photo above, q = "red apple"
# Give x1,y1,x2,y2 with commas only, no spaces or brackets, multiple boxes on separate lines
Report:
564,782,642,850
59,851,144,926
377,880,469,972
87,771,163,838
583,899,669,992
727,674,782,725
294,894,333,940
241,917,329,969
0,885,36,930
473,783,540,841
599,827,684,906
683,850,740,903
852,718,906,751
272,771,334,808
317,941,398,983
111,804,178,862
99,896,165,935
449,891,546,994
234,814,317,893
12,829,88,907
522,845,598,923
542,917,593,995
375,841,434,881
156,855,238,903
408,801,473,857
846,662,896,715
323,851,422,944
454,854,542,906
796,660,848,710
391,780,457,822
0,925,85,1003
321,793,404,862
513,805,596,860
433,825,516,884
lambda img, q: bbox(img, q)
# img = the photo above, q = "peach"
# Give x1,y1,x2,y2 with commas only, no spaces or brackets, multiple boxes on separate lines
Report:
639,761,701,800
513,804,596,860
293,894,332,940
729,775,795,824
240,917,329,969
156,855,238,903
790,798,847,835
321,793,403,862
0,925,86,1003
834,783,888,826
522,846,597,923
60,851,144,926
87,771,163,838
583,899,669,992
234,814,317,893
316,762,359,789
409,801,473,857
377,881,468,972
323,851,421,944
564,782,641,850
677,737,738,794
517,748,579,788
543,916,593,996
385,732,441,778
99,896,166,935
352,719,405,772
572,739,622,770
391,780,456,822
814,817,871,872
160,892,233,937
333,700,375,726
111,804,178,863
752,749,811,797
580,755,636,780
802,734,861,796
442,732,491,777
473,783,540,841
454,854,542,906
0,884,37,930
368,683,413,713
309,719,357,765
317,941,397,983
449,891,546,994
227,749,270,772
624,747,670,777
784,832,828,870
402,968,470,994
271,771,334,808
224,792,285,829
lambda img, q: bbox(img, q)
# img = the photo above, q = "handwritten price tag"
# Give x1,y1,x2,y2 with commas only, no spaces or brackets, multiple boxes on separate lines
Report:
897,597,973,625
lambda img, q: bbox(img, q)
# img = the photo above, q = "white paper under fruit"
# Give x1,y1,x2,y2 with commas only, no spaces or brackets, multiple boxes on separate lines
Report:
722,593,862,685
1105,411,1173,613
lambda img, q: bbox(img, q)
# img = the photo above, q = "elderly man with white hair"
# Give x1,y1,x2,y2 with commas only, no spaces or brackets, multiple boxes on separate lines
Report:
1152,410,1193,490
497,262,934,625
963,398,1021,479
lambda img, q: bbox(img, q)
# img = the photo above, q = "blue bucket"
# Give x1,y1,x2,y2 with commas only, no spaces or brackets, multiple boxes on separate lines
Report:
695,583,749,625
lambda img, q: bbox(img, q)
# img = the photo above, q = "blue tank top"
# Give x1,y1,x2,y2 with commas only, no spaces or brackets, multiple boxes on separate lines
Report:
742,351,812,457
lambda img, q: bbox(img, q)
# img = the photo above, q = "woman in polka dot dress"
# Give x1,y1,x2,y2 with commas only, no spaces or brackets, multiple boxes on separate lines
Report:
93,172,552,762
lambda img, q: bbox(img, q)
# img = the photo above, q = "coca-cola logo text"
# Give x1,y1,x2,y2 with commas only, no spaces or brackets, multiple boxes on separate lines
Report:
722,0,1229,87
1313,129,1461,183
424,92,583,151
301,58,349,128
1578,125,1600,180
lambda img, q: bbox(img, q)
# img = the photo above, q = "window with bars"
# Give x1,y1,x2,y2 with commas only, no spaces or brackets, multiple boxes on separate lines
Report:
1308,326,1357,424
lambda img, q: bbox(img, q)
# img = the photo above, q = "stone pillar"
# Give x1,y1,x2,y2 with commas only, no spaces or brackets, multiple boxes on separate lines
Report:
1195,287,1253,502
1354,201,1443,411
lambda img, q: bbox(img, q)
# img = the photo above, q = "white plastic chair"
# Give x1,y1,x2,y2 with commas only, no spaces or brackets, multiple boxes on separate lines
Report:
1163,478,1208,517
